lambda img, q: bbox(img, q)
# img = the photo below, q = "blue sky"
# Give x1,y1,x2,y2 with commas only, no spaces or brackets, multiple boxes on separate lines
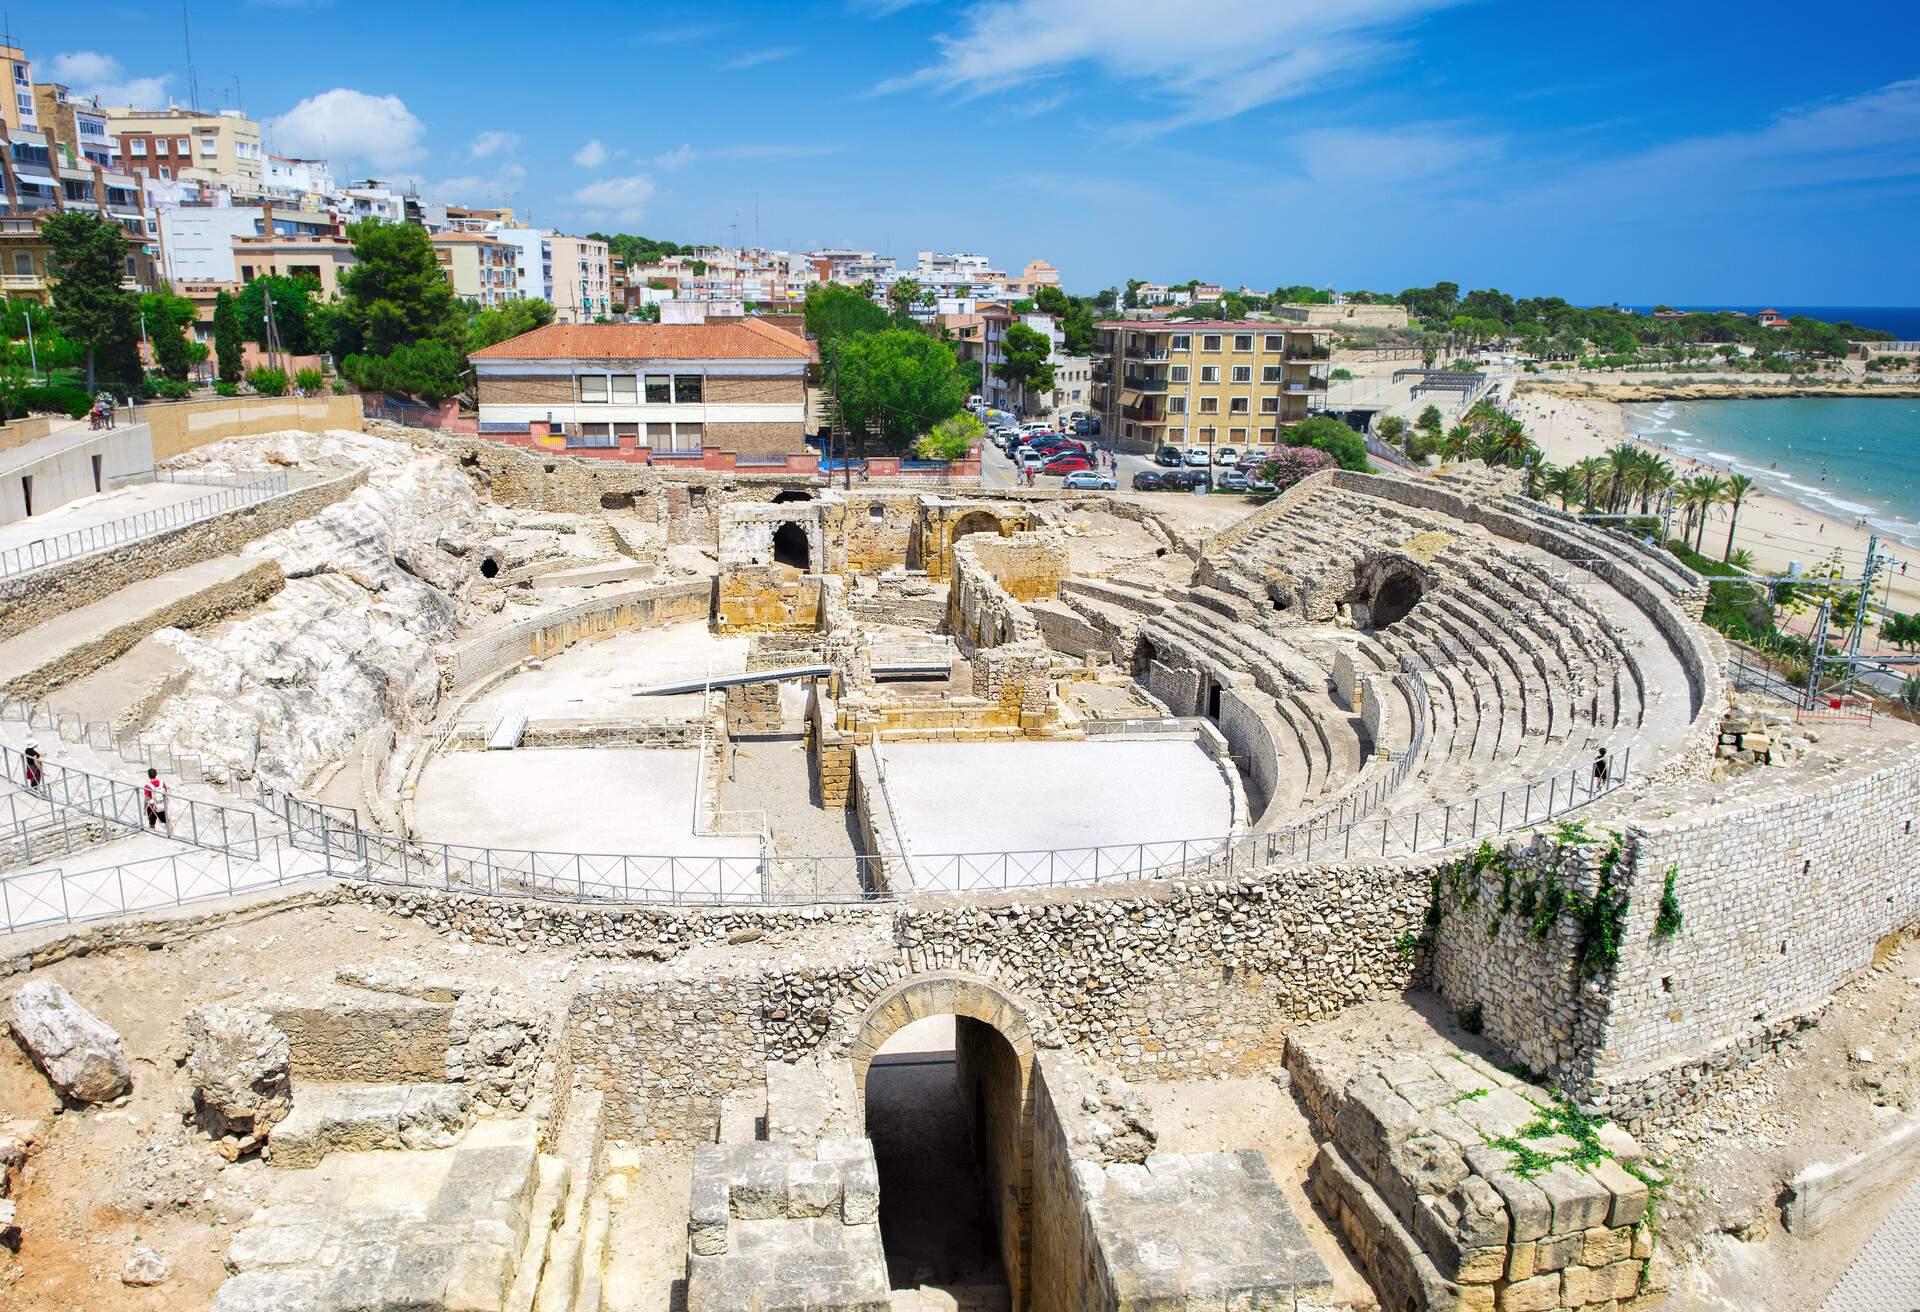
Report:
18,1,1920,303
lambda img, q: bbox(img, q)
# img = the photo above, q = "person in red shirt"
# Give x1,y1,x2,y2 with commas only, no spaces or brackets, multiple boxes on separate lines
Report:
143,768,169,831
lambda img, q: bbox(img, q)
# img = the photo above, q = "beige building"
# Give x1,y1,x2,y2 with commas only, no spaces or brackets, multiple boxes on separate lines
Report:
1092,320,1333,454
471,320,816,455
2,46,37,133
232,232,356,297
0,120,159,302
548,233,611,322
106,107,263,195
1007,259,1061,300
432,231,519,308
1275,301,1411,330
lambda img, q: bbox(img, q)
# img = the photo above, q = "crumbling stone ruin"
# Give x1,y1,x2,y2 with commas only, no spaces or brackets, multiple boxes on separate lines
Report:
3,421,1919,1311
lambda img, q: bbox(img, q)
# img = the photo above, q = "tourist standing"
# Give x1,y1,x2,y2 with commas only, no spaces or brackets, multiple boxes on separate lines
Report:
22,739,43,794
143,768,169,831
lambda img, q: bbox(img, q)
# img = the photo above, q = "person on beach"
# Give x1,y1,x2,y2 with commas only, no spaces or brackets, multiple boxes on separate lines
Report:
143,767,169,831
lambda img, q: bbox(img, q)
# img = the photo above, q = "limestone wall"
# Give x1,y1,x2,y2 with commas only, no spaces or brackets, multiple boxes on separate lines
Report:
715,566,824,632
0,467,366,644
442,579,710,693
143,394,363,461
954,1015,1030,1296
1586,751,1920,1125
829,493,925,574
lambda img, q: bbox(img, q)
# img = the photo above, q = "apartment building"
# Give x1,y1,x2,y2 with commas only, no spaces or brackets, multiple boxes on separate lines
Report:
1007,259,1061,300
1091,321,1333,454
432,231,518,307
548,233,610,322
30,84,113,166
232,232,355,297
0,125,159,301
470,319,815,456
2,46,36,132
160,199,342,282
807,248,894,286
107,107,263,194
264,156,338,207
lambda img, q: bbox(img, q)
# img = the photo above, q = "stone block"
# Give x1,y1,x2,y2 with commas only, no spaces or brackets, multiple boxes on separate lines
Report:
1598,1259,1644,1302
1559,1264,1600,1307
839,1152,880,1227
727,1145,789,1221
1497,1272,1561,1312
1587,1160,1649,1229
785,1160,842,1218
7,980,131,1104
690,1149,729,1256
1534,1230,1581,1273
1477,1160,1551,1244
1505,1240,1536,1282
1580,1225,1631,1269
1536,1165,1611,1236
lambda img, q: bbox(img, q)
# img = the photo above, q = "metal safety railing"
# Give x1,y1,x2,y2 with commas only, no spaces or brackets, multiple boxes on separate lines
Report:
0,745,263,859
0,470,291,579
0,737,1629,931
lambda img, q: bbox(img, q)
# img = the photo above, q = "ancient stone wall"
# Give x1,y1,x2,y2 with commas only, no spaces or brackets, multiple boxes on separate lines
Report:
715,565,824,632
1585,750,1920,1126
0,468,366,644
442,580,710,693
954,1015,1031,1297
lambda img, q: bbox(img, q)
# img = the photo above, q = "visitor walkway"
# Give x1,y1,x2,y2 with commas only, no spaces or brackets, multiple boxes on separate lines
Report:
1823,1168,1920,1311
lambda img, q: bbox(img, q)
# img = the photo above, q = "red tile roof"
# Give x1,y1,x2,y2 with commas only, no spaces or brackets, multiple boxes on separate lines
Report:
469,319,817,362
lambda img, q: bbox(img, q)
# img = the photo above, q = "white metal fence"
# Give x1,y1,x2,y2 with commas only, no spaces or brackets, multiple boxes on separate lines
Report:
0,471,291,580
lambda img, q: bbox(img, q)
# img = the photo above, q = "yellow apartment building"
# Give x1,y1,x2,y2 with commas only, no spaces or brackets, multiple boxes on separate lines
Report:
432,231,519,308
1092,320,1333,454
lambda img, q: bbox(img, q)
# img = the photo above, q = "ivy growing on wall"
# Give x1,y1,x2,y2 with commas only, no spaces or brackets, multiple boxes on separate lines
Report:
1427,827,1633,975
1653,864,1684,940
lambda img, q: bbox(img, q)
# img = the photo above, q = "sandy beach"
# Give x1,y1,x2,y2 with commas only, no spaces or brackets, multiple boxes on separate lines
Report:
1515,389,1920,619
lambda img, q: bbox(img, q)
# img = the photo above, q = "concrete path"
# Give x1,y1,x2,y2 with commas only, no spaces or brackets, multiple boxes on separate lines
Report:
1823,1169,1920,1311
0,479,209,556
0,554,279,699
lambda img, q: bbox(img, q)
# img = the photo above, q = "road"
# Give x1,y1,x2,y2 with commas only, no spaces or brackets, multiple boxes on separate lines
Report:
978,432,1228,493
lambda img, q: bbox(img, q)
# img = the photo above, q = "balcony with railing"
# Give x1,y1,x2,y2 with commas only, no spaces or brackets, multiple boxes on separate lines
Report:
1284,376,1330,394
1285,344,1333,361
1120,399,1165,423
1122,373,1168,392
1124,347,1170,362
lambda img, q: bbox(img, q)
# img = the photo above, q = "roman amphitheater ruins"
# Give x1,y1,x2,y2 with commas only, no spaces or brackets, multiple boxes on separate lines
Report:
1,412,1917,1312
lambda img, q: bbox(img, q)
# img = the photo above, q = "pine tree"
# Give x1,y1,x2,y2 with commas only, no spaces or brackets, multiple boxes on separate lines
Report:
213,291,243,384
42,211,140,394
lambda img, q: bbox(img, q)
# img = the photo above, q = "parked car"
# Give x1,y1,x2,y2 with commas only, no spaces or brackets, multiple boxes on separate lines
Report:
1156,446,1185,467
1131,470,1166,491
1247,474,1277,494
1040,453,1094,476
1062,470,1116,490
1213,446,1240,467
1184,448,1213,468
1218,469,1251,492
1167,468,1210,490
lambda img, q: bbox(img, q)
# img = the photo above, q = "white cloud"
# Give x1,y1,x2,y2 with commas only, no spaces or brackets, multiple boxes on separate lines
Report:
878,0,1457,134
718,47,797,72
1293,124,1504,186
44,51,171,108
650,144,697,170
432,162,527,203
469,130,519,159
268,88,426,170
572,139,609,168
573,174,657,223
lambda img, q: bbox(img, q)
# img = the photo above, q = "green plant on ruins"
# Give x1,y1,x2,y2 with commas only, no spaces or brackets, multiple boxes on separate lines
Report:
1653,864,1684,939
1427,828,1632,975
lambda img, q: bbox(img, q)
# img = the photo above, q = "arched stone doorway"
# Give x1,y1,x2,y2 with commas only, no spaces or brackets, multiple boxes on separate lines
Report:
1131,635,1159,681
948,509,1004,547
851,974,1037,1308
772,521,812,570
772,487,814,504
1370,568,1424,628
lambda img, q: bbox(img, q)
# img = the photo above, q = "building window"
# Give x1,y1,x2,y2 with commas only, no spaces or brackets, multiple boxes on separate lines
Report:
674,421,703,450
199,137,216,156
1201,335,1222,352
153,138,169,155
1230,398,1250,414
646,421,672,448
1264,335,1284,352
1167,428,1186,444
569,422,615,448
1259,427,1277,442
1200,366,1219,383
673,374,702,403
609,374,638,403
579,374,609,403
158,166,170,179
1261,396,1280,413
1233,334,1253,352
12,252,30,276
1262,365,1282,383
1198,397,1218,414
1231,366,1251,383
1169,365,1189,383
615,422,639,441
645,374,671,403
1230,427,1248,443
129,138,146,156
1198,426,1216,441
1170,334,1190,352
176,138,189,153
1167,396,1186,414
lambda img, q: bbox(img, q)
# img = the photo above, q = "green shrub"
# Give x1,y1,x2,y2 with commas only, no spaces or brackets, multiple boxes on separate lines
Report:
148,377,194,400
214,380,240,397
21,383,91,418
331,380,350,396
247,366,289,397
294,367,325,392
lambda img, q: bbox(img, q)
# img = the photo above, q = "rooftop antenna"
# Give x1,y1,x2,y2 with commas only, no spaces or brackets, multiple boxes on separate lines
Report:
181,0,202,111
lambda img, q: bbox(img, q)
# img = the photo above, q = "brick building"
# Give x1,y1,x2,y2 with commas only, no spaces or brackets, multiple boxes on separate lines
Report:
470,320,816,457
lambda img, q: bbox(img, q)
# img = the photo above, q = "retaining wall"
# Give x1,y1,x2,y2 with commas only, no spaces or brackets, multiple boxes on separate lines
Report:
142,394,364,461
441,580,710,693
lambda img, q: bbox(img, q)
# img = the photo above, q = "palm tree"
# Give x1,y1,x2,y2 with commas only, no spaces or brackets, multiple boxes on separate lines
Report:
1727,547,1757,573
1637,455,1674,515
1605,444,1639,513
1573,457,1607,513
1684,475,1729,553
1542,463,1576,509
1440,424,1472,462
1721,474,1754,561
